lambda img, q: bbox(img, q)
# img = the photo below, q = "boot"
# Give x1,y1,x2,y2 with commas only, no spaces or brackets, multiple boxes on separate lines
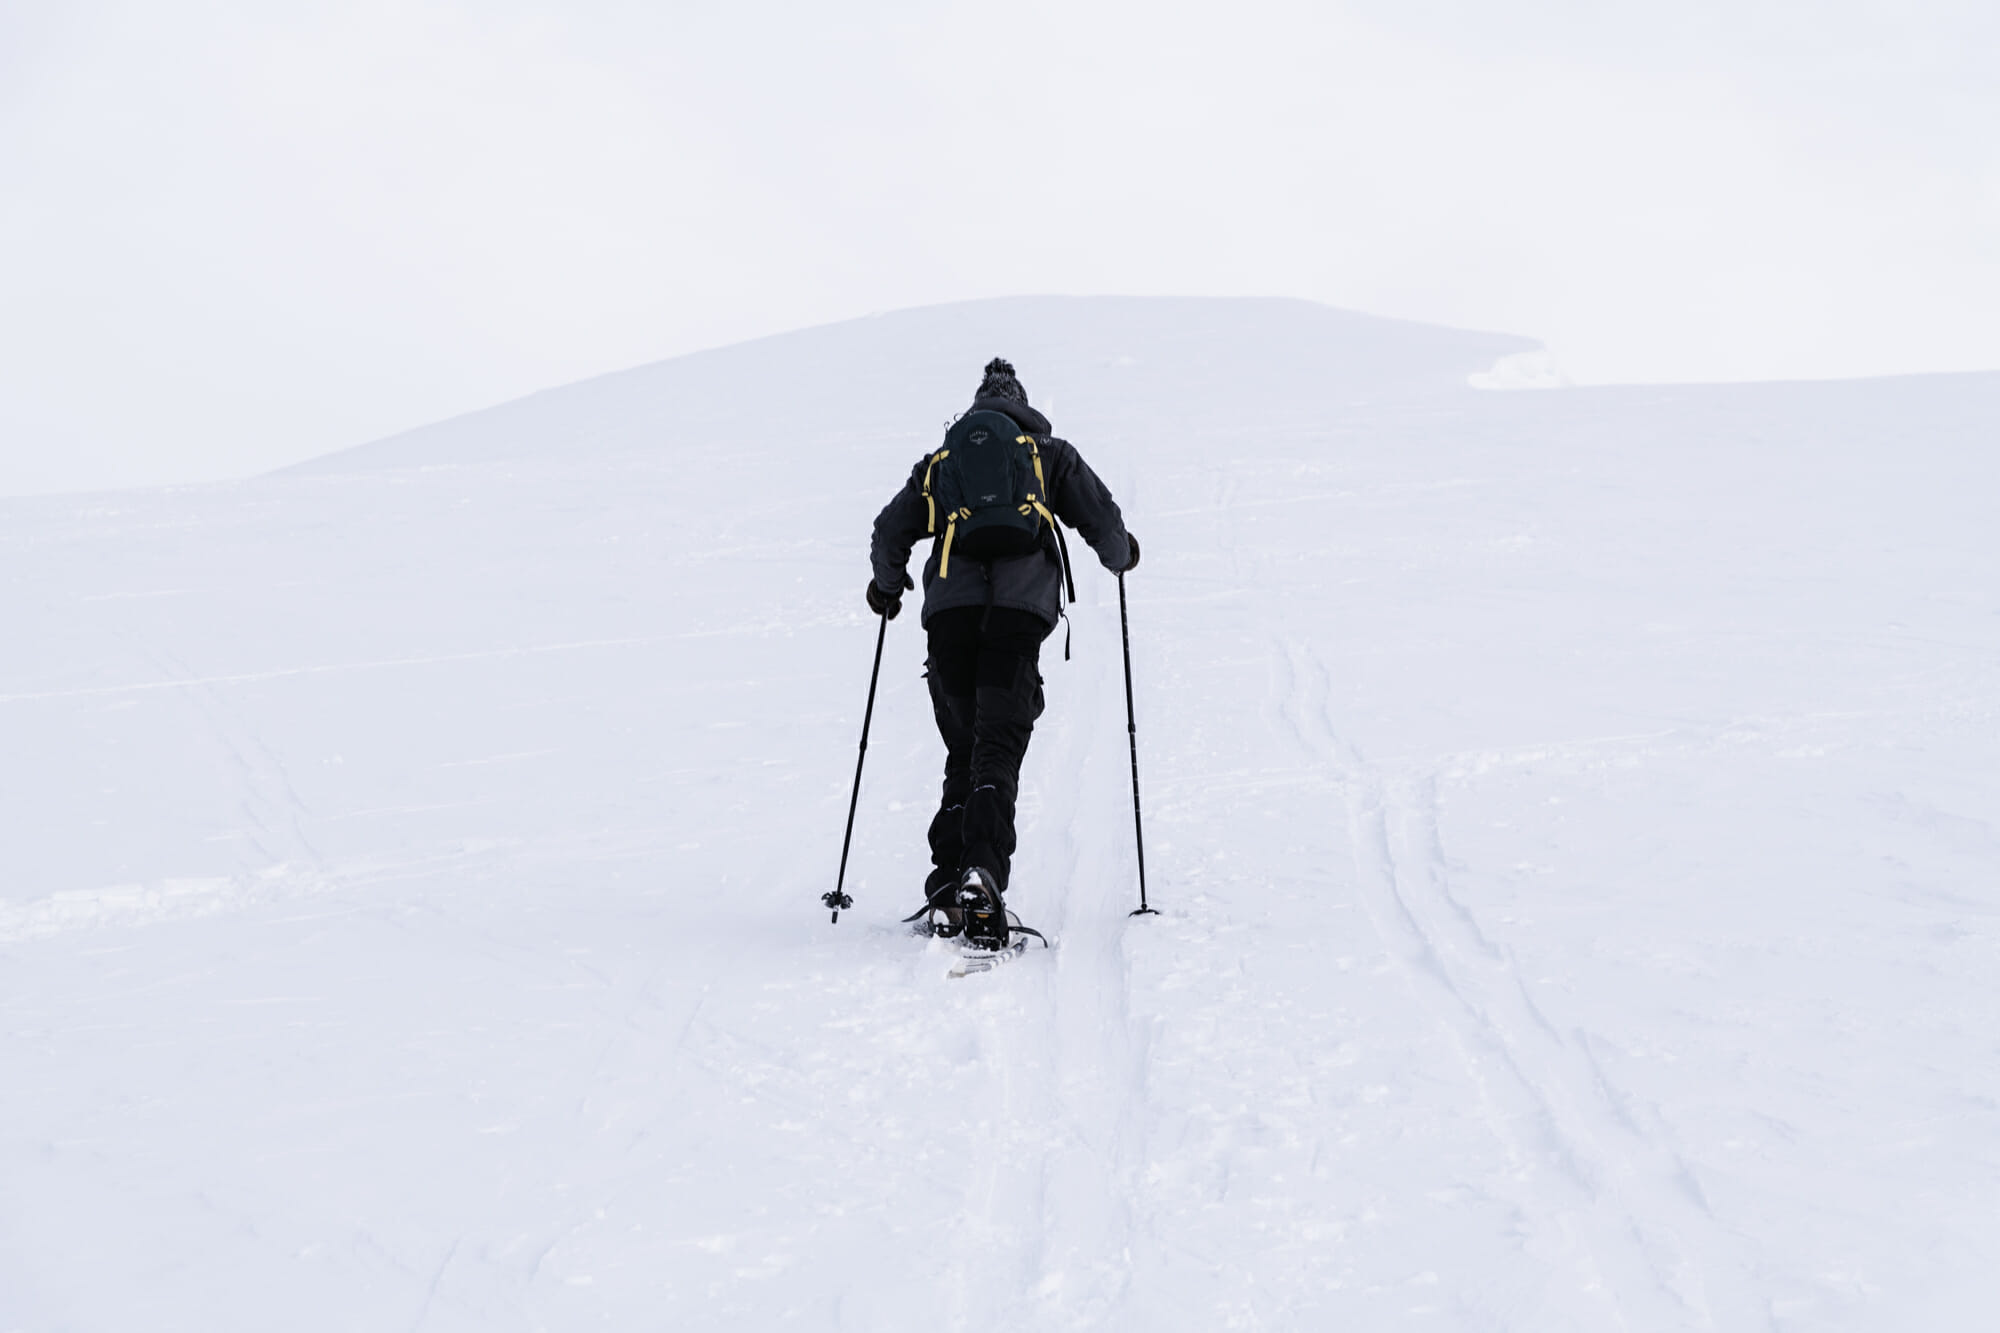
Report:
922,867,963,938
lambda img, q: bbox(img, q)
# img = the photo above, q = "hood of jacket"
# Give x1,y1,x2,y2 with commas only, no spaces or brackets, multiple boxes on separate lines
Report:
967,396,1052,437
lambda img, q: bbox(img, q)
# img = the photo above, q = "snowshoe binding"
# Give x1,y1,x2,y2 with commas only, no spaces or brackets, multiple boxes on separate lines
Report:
956,867,1010,951
904,871,965,938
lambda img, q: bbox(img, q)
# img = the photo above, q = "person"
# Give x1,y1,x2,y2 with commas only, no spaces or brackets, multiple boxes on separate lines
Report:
867,357,1138,947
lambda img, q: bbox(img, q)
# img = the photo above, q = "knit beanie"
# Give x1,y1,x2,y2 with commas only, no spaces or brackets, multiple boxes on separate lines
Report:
975,357,1029,405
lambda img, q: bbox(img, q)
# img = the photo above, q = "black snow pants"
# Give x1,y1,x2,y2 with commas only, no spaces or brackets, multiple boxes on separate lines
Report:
924,606,1049,898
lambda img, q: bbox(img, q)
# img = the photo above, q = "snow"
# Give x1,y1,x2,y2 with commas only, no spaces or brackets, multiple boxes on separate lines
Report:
1469,348,1571,390
4,296,1998,1330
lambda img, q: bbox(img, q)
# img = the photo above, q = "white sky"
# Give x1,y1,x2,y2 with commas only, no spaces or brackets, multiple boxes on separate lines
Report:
3,0,1996,494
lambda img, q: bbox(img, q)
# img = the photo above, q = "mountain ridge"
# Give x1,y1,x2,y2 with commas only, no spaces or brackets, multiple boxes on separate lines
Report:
283,294,1539,474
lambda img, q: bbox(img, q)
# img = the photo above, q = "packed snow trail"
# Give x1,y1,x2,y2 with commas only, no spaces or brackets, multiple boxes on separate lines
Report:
4,299,1999,1330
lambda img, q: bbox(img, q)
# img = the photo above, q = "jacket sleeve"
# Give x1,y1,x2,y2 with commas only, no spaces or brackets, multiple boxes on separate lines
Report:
1044,438,1131,573
869,458,932,594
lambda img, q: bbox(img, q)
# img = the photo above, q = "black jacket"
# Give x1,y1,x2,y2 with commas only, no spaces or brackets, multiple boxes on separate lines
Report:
871,399,1130,629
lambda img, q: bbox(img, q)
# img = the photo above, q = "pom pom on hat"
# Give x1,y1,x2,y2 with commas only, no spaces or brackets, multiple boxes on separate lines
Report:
975,357,1028,405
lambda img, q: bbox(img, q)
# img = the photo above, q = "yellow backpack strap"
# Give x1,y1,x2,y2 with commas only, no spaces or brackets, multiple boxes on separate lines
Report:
938,507,969,578
921,449,949,534
1019,437,1057,532
1024,436,1049,502
1023,435,1077,605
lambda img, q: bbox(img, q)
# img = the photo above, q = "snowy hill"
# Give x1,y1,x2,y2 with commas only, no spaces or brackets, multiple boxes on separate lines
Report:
4,297,1998,1330
287,296,1536,473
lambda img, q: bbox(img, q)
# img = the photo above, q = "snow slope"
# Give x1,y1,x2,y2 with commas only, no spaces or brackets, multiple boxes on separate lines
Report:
4,297,1998,1330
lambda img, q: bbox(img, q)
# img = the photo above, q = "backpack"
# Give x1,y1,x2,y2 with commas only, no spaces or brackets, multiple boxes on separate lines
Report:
922,410,1057,577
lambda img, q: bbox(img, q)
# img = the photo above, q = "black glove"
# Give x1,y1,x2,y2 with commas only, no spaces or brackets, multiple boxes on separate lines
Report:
866,572,915,619
1122,532,1141,573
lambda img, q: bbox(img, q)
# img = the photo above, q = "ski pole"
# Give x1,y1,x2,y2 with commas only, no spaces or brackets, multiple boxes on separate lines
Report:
825,610,889,924
1119,571,1157,917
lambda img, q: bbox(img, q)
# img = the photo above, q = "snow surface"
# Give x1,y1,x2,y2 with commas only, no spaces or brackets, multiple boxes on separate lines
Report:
4,296,1999,1330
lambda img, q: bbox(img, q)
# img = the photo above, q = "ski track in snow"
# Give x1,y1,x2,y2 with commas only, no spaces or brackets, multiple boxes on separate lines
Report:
1024,629,1147,1327
1277,636,1770,1330
917,609,1149,1331
146,642,325,873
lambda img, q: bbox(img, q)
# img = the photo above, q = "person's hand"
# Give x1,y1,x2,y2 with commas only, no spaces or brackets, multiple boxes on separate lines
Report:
1122,533,1141,573
866,572,915,619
